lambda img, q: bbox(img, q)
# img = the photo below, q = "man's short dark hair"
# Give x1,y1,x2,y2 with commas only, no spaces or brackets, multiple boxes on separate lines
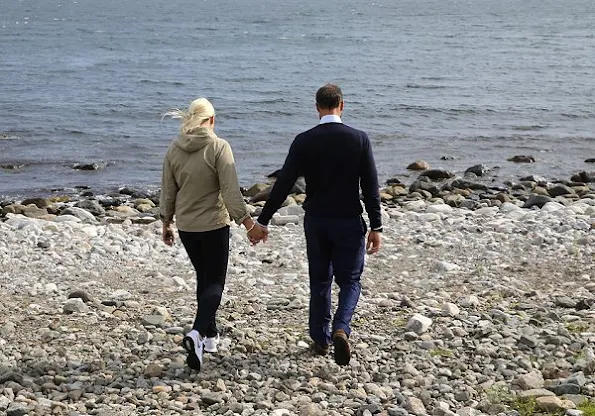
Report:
316,84,343,110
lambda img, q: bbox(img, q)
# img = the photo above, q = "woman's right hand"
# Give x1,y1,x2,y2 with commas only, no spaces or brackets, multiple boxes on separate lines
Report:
163,223,175,246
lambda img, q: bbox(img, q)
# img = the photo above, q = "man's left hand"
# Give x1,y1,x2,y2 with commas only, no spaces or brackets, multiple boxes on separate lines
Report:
366,231,382,254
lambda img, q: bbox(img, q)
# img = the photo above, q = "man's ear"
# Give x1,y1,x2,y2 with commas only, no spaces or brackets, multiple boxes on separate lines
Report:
339,101,344,111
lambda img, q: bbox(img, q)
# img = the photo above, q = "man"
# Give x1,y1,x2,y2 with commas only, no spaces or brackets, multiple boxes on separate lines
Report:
249,84,382,366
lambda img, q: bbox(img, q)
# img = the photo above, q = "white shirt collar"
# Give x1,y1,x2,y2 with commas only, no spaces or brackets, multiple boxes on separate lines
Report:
319,115,342,124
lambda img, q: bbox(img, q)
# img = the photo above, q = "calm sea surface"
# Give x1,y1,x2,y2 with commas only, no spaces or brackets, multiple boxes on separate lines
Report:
1,0,594,197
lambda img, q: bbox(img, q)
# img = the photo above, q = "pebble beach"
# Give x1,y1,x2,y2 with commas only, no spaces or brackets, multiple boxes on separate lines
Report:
1,170,595,416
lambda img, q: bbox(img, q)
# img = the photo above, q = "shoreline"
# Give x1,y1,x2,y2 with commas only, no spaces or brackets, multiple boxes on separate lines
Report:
0,170,594,415
1,156,594,203
1,165,595,225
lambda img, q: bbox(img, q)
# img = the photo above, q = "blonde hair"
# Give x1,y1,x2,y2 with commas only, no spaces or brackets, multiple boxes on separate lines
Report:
163,97,215,135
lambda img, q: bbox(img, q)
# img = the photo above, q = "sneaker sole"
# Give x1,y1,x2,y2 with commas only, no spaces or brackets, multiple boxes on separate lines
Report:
333,336,351,366
204,346,218,353
182,336,202,371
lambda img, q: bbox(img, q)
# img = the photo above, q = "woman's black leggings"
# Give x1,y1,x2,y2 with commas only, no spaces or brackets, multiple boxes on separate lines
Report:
178,226,230,337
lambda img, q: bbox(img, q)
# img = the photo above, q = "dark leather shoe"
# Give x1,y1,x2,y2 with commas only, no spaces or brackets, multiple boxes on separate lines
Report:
312,342,329,356
332,329,351,366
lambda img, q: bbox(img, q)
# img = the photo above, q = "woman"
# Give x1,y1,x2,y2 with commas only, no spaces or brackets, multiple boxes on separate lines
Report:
160,97,255,371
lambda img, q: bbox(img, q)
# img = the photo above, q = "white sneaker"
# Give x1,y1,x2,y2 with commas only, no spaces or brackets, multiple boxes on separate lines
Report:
204,334,220,353
182,330,204,371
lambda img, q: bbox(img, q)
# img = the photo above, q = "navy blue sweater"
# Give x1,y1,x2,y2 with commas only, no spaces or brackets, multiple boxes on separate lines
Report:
257,122,382,230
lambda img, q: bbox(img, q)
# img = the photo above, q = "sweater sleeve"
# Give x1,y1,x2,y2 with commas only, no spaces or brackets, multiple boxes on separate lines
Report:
360,134,382,230
159,153,178,224
257,139,301,226
216,141,250,224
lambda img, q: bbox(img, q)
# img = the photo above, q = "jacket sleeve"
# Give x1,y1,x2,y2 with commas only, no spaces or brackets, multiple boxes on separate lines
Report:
257,139,301,226
360,134,382,230
216,141,250,224
159,153,178,224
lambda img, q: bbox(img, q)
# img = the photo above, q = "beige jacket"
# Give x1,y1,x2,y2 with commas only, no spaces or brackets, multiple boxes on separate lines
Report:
160,128,250,232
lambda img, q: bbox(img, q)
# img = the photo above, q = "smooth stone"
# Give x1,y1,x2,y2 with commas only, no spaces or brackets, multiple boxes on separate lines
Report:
61,207,97,222
515,371,545,390
523,195,553,209
518,389,556,399
75,200,106,216
63,298,89,314
142,315,165,326
405,314,432,335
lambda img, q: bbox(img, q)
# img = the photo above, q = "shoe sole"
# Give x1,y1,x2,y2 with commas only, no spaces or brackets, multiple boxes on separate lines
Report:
312,344,329,356
204,346,218,353
182,336,201,371
333,336,351,366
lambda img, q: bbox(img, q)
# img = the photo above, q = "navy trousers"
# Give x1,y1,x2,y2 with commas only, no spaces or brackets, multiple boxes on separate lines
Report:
304,214,366,346
179,226,230,338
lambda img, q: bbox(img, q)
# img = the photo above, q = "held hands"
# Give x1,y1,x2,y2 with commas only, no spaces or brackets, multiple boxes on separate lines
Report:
247,223,268,245
366,231,382,254
242,217,268,245
162,223,174,246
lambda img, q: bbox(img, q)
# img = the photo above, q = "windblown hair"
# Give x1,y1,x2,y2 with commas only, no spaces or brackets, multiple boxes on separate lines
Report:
163,97,215,135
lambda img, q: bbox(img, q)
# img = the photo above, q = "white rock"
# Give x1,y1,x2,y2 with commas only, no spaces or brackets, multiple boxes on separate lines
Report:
0,395,10,410
456,408,482,416
42,223,60,232
419,213,441,222
81,226,98,238
500,202,523,213
402,200,427,212
435,260,460,272
53,215,82,223
5,216,32,230
426,204,452,214
405,313,433,335
37,397,53,408
541,202,565,212
474,207,498,216
44,283,58,293
459,295,480,307
63,298,89,314
278,205,305,216
61,207,96,222
442,302,460,316
172,276,191,290
271,215,300,226
111,289,132,300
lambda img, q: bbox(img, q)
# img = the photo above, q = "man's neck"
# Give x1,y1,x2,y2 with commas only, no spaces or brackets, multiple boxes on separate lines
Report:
318,109,342,119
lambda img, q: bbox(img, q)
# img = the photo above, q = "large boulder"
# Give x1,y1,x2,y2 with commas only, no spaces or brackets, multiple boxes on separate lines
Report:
464,164,489,176
21,198,51,208
75,200,106,216
409,177,439,196
407,160,430,170
523,195,553,209
571,171,595,183
244,183,269,198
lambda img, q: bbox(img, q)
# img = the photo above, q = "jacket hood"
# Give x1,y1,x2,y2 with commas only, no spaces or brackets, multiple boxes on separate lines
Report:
173,128,217,152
